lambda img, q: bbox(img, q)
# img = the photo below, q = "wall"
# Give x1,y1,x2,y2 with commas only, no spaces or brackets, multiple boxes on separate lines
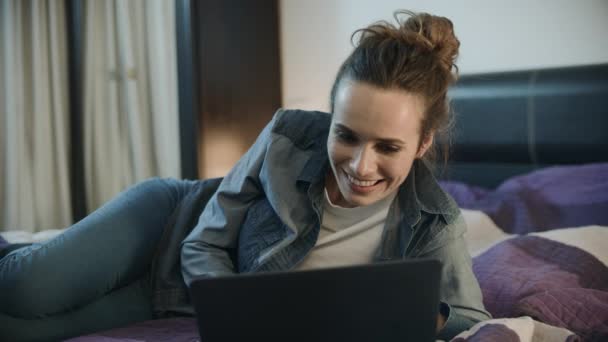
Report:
195,1,281,179
280,0,608,111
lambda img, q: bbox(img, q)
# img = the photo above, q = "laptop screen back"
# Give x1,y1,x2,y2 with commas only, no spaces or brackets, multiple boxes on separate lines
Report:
189,258,442,342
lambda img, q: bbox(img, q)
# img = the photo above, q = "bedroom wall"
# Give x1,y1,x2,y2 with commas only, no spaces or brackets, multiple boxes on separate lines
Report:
280,0,608,111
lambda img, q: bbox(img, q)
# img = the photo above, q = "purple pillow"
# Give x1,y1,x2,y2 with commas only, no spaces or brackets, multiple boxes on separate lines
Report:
441,163,608,233
438,180,489,207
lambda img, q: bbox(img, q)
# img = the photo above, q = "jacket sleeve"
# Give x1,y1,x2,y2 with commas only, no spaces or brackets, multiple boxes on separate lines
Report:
180,112,279,285
417,214,492,340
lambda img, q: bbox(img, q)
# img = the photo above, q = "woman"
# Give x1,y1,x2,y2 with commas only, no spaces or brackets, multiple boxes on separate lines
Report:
0,10,490,341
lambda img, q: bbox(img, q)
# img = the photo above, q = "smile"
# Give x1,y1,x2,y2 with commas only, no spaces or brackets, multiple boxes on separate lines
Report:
346,173,382,188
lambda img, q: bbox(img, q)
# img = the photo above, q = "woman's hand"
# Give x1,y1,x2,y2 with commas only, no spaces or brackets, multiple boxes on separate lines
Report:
436,313,446,333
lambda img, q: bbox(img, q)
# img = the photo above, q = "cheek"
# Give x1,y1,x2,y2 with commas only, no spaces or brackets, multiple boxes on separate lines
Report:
382,156,416,183
327,140,350,166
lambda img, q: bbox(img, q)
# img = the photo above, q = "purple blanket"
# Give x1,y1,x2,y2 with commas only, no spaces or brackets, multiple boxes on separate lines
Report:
473,235,608,341
65,317,199,342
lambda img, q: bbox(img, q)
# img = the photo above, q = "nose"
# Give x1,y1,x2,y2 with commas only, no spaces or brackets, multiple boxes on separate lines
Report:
350,145,376,177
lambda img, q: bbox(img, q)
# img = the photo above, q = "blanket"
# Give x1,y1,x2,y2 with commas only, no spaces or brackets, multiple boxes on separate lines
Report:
452,317,579,341
461,228,608,341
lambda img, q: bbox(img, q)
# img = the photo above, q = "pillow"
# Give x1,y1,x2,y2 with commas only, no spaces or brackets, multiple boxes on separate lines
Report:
437,181,489,207
441,163,608,233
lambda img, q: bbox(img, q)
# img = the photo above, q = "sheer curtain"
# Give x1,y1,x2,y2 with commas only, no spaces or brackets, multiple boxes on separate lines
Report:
0,0,182,232
83,0,181,211
0,0,72,232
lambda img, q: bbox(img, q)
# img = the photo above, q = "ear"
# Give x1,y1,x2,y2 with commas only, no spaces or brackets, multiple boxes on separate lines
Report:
416,133,434,158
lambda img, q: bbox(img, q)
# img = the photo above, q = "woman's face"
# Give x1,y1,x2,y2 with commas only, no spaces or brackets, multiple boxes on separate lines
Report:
326,81,432,208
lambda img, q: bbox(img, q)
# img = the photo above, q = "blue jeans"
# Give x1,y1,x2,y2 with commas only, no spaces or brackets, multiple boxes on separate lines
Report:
0,178,194,342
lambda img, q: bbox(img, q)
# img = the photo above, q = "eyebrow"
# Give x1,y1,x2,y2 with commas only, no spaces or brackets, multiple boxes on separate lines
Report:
334,123,407,146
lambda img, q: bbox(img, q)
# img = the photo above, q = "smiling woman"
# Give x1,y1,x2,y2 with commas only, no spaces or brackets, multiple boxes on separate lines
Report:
182,10,490,340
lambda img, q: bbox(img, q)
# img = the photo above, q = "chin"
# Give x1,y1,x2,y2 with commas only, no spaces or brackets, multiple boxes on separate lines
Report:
337,184,390,207
345,193,381,207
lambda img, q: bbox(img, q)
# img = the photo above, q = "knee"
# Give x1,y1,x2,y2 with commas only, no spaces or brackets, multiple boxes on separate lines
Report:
130,177,174,196
127,177,191,207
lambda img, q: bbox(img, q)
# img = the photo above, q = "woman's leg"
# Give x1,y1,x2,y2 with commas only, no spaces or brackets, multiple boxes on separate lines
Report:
0,178,196,338
0,278,153,342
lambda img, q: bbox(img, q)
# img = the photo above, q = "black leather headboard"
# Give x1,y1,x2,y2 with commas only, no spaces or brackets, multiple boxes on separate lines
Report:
439,64,608,188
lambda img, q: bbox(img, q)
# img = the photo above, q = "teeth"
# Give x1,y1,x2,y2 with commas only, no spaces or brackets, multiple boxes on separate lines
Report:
347,174,377,187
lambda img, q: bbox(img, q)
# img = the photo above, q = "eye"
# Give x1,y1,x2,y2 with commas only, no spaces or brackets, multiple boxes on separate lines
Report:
376,143,400,154
334,129,358,144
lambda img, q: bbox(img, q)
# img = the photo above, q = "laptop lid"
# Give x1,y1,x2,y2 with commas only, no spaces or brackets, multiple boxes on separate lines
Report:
189,258,442,342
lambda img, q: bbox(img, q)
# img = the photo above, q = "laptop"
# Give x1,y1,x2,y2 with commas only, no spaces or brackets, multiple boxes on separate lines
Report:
189,258,442,342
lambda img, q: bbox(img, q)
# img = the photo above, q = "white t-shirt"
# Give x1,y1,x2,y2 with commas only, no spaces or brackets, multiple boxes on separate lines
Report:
294,189,397,271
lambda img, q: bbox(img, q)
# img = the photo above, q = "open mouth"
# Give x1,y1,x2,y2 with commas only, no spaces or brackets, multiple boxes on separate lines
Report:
345,172,384,193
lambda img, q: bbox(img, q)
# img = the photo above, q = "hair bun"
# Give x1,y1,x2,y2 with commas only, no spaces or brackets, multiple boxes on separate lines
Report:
400,11,460,76
353,10,460,81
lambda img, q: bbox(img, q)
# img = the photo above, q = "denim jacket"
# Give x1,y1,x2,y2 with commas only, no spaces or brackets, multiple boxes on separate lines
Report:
179,109,490,339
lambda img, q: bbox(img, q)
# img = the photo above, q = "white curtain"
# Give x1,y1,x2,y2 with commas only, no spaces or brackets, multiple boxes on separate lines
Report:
83,0,181,211
0,0,182,232
0,0,73,232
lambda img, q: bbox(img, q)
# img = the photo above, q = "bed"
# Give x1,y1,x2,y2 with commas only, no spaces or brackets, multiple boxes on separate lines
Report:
2,64,607,341
435,63,608,341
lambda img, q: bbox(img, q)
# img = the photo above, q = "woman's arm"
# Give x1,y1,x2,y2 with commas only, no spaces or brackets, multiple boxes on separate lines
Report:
180,113,279,285
418,214,492,340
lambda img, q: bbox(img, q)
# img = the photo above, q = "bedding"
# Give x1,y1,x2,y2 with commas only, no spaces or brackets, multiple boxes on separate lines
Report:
467,226,607,341
2,164,607,341
63,317,198,342
451,317,579,341
440,162,608,234
0,228,67,244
